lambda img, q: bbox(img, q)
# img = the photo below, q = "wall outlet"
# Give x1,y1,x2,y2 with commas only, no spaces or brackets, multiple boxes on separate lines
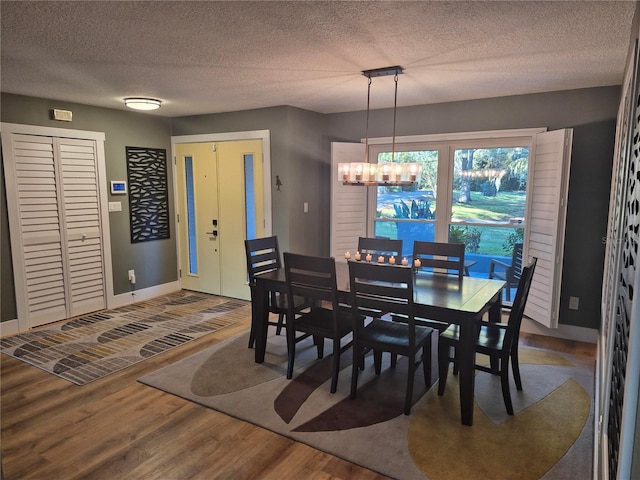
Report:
569,296,579,310
128,270,136,284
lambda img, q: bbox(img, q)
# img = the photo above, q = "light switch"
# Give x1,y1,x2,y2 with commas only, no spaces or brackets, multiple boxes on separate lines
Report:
303,202,309,213
108,201,122,212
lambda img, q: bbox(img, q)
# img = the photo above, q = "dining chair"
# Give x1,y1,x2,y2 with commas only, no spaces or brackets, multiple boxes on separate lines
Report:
413,240,465,281
437,257,537,415
357,237,403,264
489,243,523,302
283,252,357,393
391,240,466,335
244,236,308,349
348,261,434,415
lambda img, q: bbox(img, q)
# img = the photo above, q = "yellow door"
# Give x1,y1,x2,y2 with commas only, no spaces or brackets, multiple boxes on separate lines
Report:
175,140,264,300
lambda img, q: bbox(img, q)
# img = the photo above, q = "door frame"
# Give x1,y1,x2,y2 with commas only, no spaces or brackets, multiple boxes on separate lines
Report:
170,130,272,291
1,122,114,333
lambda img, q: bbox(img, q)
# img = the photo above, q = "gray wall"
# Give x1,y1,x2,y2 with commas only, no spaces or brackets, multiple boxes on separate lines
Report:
1,93,176,320
1,87,619,331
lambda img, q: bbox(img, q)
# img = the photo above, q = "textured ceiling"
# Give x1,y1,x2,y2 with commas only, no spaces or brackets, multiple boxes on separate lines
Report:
0,1,635,117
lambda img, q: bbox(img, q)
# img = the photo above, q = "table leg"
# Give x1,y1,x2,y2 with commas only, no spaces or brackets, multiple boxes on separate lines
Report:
458,319,475,426
253,282,269,363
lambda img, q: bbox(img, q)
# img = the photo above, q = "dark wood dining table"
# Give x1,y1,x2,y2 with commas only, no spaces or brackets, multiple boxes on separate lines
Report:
251,260,505,426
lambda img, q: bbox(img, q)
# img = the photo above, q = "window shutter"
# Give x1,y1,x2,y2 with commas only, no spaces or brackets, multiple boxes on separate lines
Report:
524,128,573,328
330,142,367,259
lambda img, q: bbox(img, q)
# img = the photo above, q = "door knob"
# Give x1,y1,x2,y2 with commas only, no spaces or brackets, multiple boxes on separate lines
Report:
205,230,218,237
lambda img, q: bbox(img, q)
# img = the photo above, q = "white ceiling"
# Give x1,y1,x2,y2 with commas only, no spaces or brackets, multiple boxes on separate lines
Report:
1,1,635,118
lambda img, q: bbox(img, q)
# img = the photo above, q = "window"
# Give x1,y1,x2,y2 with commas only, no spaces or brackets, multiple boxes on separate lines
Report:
333,128,572,328
370,140,531,278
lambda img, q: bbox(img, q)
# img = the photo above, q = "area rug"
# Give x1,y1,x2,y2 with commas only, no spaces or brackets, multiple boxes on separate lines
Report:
1,291,249,385
138,330,594,480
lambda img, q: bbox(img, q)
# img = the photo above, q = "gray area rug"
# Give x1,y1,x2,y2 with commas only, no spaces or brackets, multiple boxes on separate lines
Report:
139,330,594,480
1,291,249,385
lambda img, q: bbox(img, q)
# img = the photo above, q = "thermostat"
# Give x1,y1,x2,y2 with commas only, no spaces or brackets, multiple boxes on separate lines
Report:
110,181,127,194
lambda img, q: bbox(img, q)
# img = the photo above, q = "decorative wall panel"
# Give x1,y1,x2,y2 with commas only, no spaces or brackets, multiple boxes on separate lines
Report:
601,36,640,479
126,147,170,243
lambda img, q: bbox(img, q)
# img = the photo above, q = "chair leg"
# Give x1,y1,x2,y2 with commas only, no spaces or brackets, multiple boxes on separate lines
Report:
350,343,360,400
500,357,514,415
511,348,523,391
404,355,416,415
390,353,398,368
275,313,285,336
248,323,256,348
438,340,450,396
314,335,324,359
452,346,459,376
373,350,383,374
422,340,432,388
505,285,512,302
330,338,340,393
286,328,296,380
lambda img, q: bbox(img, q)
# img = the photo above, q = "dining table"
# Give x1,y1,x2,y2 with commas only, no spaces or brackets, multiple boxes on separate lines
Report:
250,260,505,426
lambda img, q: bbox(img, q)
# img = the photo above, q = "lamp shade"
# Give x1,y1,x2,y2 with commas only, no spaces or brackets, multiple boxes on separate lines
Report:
124,97,162,110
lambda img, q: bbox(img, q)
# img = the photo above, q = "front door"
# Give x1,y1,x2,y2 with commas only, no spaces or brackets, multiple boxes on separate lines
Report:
175,139,264,300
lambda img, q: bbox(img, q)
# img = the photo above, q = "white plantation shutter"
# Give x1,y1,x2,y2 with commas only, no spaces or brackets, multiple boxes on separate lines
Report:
524,129,573,328
58,138,105,316
330,142,367,259
4,130,106,328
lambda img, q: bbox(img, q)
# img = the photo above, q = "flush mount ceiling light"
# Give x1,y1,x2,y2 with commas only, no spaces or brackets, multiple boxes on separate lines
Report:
124,97,162,111
338,66,421,186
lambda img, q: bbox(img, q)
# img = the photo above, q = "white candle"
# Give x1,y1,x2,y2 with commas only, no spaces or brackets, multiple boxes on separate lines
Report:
344,251,351,260
402,257,408,266
377,255,385,263
355,251,361,261
389,256,396,265
365,253,372,262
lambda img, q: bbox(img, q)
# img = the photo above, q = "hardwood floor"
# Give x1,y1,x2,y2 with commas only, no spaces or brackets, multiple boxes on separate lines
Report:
1,316,595,480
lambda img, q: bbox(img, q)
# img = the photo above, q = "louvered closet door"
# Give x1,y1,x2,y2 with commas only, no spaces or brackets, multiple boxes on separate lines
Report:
7,133,106,327
12,134,68,326
57,138,105,317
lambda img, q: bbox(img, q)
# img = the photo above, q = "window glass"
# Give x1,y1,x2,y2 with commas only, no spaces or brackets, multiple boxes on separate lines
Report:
244,154,256,240
185,156,198,275
449,146,528,279
374,150,438,256
451,147,529,224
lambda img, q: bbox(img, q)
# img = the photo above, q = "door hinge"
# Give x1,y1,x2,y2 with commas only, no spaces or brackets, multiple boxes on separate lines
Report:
173,156,177,165
176,213,179,223
179,269,182,277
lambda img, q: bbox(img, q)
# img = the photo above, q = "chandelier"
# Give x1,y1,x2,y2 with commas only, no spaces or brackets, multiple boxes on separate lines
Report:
339,66,421,186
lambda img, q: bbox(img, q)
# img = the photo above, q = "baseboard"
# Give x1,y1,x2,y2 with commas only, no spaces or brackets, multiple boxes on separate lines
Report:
109,281,181,309
0,318,20,338
519,317,597,344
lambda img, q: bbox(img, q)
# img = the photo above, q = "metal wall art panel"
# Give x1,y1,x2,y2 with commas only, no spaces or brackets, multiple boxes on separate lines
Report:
126,146,170,243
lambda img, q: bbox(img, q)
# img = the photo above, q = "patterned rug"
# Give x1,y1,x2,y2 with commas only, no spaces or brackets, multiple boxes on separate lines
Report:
0,291,249,385
139,330,594,480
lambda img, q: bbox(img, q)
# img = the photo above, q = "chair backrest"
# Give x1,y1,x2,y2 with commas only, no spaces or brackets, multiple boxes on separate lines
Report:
412,241,465,280
504,257,537,352
245,236,282,285
357,237,403,263
284,252,339,309
348,261,417,342
509,243,524,284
